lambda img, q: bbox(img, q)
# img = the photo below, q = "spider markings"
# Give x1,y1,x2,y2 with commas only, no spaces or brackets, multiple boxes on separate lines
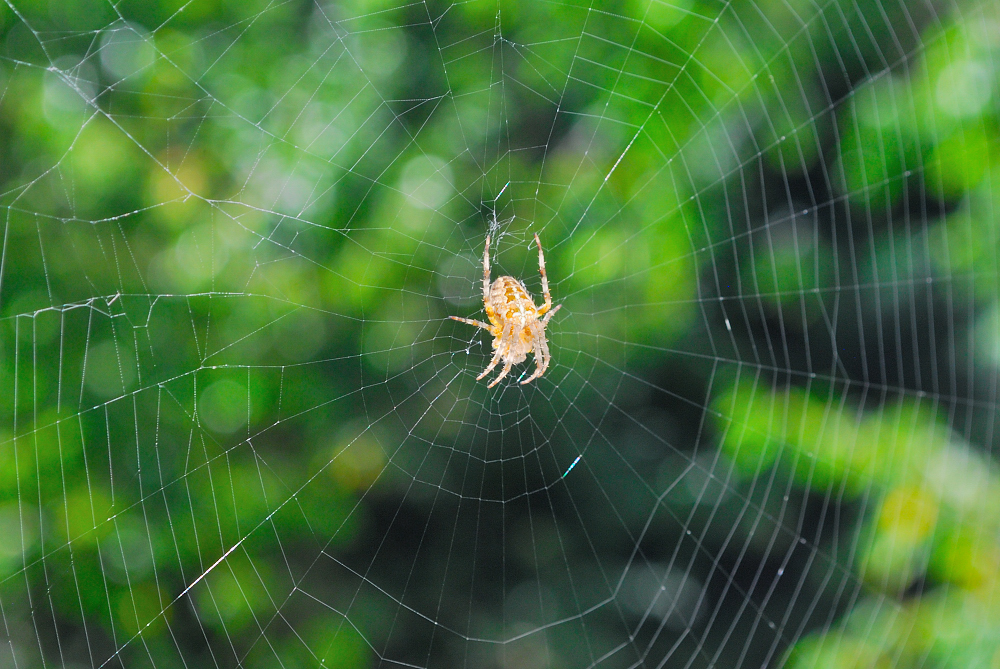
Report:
450,234,561,388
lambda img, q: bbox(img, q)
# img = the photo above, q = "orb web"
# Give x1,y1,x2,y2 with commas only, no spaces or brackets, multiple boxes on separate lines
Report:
0,0,998,667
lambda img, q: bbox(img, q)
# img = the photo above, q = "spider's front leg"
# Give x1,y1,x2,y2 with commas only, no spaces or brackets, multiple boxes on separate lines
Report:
520,353,545,385
488,359,514,388
477,322,515,384
476,322,510,382
520,326,549,385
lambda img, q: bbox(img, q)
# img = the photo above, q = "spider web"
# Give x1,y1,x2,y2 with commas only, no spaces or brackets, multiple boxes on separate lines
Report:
1,0,998,667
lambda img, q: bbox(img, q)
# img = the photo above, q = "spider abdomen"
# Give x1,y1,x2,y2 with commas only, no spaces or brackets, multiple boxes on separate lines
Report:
491,277,538,321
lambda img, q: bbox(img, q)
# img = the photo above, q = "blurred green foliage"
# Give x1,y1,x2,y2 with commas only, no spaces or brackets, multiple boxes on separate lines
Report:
0,0,998,667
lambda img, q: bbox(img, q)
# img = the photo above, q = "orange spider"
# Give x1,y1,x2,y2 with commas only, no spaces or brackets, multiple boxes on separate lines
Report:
450,234,561,388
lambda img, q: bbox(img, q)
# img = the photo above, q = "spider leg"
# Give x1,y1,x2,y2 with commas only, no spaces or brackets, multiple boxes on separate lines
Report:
482,235,492,302
537,331,551,374
520,347,545,385
449,316,492,330
539,334,551,374
482,235,499,324
476,348,503,381
534,233,553,315
541,303,561,325
520,326,550,385
476,321,511,381
488,359,514,388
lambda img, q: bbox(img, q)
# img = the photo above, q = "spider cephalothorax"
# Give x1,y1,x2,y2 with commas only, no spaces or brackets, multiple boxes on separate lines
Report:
450,234,561,388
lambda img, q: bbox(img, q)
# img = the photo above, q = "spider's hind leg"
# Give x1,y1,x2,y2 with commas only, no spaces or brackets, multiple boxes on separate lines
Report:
482,235,492,302
541,303,561,325
535,233,553,314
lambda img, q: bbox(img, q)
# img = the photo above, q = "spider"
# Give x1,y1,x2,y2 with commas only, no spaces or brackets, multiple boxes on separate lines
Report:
450,233,561,388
